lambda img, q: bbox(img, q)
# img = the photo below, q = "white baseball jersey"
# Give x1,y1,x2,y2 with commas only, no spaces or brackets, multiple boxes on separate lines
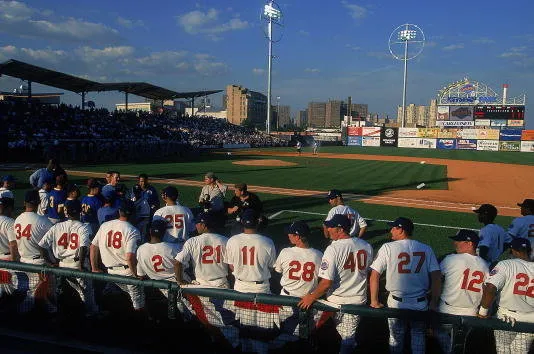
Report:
508,215,534,239
371,239,440,298
38,220,92,267
153,204,195,243
325,205,367,237
0,188,14,199
486,258,534,316
225,233,276,282
91,219,140,268
439,253,489,315
478,223,511,263
274,246,323,297
175,232,229,284
0,215,16,256
37,189,49,216
137,242,181,281
13,211,53,263
318,237,372,304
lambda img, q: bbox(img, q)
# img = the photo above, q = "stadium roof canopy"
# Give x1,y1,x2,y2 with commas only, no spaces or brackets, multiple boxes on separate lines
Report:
0,59,221,100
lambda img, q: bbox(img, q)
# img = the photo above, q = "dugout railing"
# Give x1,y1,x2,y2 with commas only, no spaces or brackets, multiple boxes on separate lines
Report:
1,260,533,353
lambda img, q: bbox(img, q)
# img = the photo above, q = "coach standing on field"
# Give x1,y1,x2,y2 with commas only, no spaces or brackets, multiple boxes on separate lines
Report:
369,217,441,354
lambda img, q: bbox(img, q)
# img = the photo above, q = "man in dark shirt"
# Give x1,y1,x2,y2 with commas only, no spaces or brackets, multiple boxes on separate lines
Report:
227,183,263,235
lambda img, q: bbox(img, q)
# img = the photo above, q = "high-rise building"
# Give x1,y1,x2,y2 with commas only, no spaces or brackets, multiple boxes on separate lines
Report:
325,100,342,127
416,105,428,126
428,99,437,127
351,104,368,120
308,102,326,127
297,109,308,127
225,84,267,127
274,105,291,128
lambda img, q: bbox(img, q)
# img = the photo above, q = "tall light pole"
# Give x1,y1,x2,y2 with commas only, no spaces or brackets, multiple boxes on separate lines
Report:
276,96,280,130
262,1,283,134
388,24,425,128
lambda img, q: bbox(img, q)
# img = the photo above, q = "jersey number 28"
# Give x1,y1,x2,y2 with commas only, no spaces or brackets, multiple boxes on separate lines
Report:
288,261,315,281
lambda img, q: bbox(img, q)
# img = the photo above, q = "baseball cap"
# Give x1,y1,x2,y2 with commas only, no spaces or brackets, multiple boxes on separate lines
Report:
449,229,480,243
205,172,216,179
324,214,351,230
150,219,167,236
0,197,14,208
118,199,135,215
517,199,534,211
285,221,310,237
87,178,100,189
161,186,178,200
510,238,532,252
240,209,259,228
387,217,414,234
327,189,342,199
2,175,16,182
472,204,497,218
24,190,40,204
101,188,115,201
195,211,218,229
65,199,82,216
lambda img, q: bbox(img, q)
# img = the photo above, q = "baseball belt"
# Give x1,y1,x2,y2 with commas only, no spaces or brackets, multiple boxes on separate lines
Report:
237,278,264,284
107,265,129,270
392,295,426,302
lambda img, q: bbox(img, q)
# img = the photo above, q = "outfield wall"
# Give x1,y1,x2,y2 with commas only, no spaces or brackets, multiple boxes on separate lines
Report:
347,128,534,152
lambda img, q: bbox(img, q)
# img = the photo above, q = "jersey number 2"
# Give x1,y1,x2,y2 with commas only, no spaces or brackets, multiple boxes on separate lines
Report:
152,255,165,272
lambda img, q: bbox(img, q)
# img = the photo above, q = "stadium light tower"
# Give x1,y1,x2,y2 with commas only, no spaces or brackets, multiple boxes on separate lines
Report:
388,24,425,128
262,1,283,134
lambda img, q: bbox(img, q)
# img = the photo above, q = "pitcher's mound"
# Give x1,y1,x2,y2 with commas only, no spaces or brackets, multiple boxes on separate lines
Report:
232,159,297,167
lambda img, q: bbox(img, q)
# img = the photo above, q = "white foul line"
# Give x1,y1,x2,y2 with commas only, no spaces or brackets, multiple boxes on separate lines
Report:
268,210,479,231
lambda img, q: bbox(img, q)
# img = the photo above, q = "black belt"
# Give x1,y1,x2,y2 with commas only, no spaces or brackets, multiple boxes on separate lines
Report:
238,278,264,284
107,265,129,270
392,295,426,302
32,255,42,260
3,253,10,256
282,288,291,295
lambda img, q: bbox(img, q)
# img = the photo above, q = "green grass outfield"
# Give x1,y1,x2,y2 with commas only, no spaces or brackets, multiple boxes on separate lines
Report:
4,147,519,259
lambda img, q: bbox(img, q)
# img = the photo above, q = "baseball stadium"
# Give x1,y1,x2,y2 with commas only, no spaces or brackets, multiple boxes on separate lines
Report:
1,45,534,354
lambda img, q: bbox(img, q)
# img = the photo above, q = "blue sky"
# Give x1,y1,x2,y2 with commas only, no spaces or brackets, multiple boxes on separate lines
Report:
0,0,533,128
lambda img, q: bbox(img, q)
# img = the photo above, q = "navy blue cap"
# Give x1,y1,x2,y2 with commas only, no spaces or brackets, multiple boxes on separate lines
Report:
324,214,351,230
101,188,115,201
2,175,16,182
510,238,532,252
150,219,167,236
473,204,497,217
0,197,14,208
240,209,259,228
195,211,218,229
118,199,135,215
327,189,342,199
65,199,82,215
161,186,178,200
518,199,534,211
450,229,479,243
25,190,40,204
387,217,414,234
285,221,310,237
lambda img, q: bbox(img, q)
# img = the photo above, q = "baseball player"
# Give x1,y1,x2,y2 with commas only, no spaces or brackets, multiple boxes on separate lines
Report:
473,203,511,264
29,159,56,190
97,191,119,225
63,184,81,218
312,141,318,155
369,217,441,354
324,189,367,238
0,197,18,297
175,211,229,288
296,141,302,155
299,214,372,353
81,180,103,236
13,190,56,312
153,186,195,244
198,172,228,214
138,174,160,216
38,200,98,314
227,183,263,235
0,175,15,199
101,171,120,199
90,200,145,310
508,199,534,258
478,238,534,354
436,230,489,354
37,178,52,216
47,176,67,224
128,184,151,242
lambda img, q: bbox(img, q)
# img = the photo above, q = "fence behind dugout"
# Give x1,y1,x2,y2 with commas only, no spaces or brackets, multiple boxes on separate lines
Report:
0,260,533,354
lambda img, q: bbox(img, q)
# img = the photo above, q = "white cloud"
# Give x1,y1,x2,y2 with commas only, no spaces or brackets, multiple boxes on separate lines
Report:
305,68,320,73
442,44,464,51
76,46,135,62
0,1,34,21
472,38,495,44
176,8,248,36
298,30,310,36
499,46,528,58
252,68,265,75
116,16,145,29
341,1,368,20
345,44,361,51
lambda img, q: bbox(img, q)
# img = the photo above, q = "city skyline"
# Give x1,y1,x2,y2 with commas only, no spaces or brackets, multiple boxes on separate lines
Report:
0,0,532,128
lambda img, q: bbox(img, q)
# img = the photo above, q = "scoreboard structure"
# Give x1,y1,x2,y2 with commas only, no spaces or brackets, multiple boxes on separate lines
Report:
473,106,525,120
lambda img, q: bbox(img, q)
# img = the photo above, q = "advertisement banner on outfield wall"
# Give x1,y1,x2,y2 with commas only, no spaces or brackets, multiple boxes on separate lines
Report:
437,120,475,127
437,106,449,121
347,127,362,136
398,127,418,137
491,119,507,127
456,129,478,140
457,139,477,150
521,141,534,152
417,128,439,138
475,119,491,127
437,139,457,149
500,129,523,141
476,129,500,140
380,127,398,147
438,129,457,138
521,130,534,141
499,141,521,152
477,140,499,151
507,120,525,127
449,106,474,121
362,127,381,137
398,138,436,149
362,136,380,147
347,136,363,146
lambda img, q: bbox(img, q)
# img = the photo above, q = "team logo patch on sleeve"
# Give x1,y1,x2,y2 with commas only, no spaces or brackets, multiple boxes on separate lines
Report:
489,268,498,276
320,261,329,271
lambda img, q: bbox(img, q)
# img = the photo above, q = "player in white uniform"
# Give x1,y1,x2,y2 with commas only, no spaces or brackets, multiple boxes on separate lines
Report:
436,230,489,353
0,175,15,199
508,199,534,259
0,197,18,297
37,178,52,216
153,186,195,244
299,214,373,354
324,189,367,238
90,200,145,310
38,200,98,314
478,238,534,354
175,211,229,288
13,190,55,312
370,217,441,354
473,203,511,264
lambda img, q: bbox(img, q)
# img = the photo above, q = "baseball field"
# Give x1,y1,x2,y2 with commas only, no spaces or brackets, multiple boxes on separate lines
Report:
5,145,533,259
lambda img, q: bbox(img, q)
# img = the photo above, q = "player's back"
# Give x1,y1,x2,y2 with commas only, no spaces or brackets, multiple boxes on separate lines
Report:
94,219,140,267
81,195,103,225
508,215,534,239
275,246,323,297
490,258,534,313
40,220,91,263
440,253,489,314
0,215,15,255
226,233,276,282
137,242,180,281
326,205,365,237
479,223,509,263
13,212,53,262
178,232,229,282
48,188,67,220
153,204,195,243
